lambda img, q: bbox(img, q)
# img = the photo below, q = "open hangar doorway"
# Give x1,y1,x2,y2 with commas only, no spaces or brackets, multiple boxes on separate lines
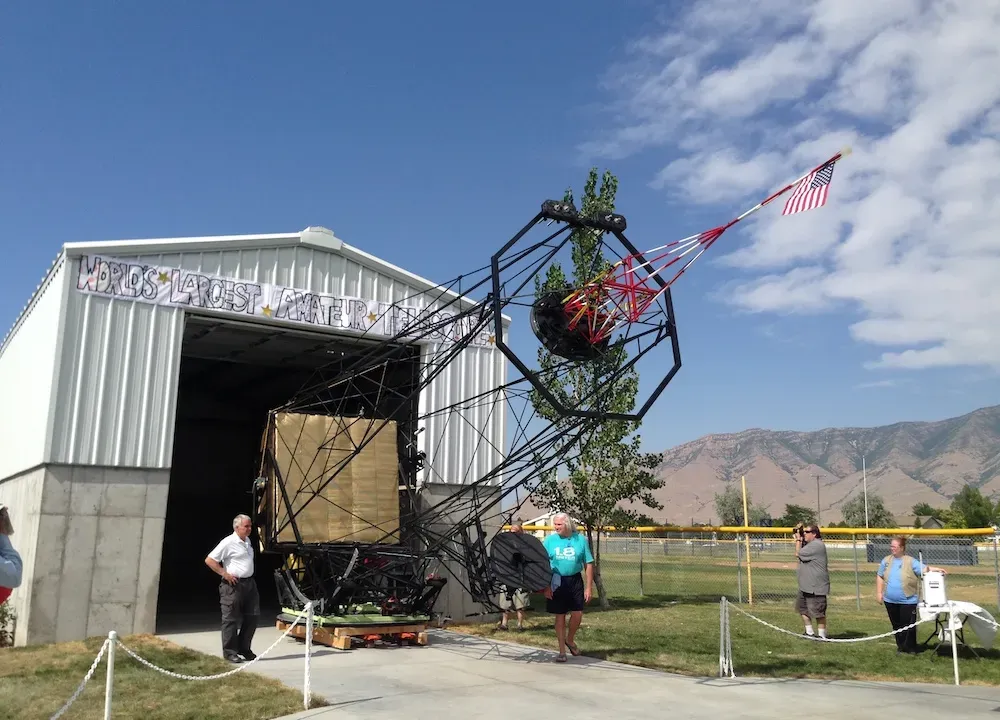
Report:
155,313,421,632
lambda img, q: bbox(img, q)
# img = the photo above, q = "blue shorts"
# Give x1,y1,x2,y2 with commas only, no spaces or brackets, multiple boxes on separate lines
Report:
546,572,584,614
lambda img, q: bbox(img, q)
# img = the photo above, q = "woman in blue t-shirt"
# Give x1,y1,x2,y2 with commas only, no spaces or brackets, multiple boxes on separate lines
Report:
876,535,947,654
542,512,594,662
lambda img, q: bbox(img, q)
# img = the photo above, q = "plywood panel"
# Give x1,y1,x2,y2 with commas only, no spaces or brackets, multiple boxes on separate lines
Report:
272,412,400,544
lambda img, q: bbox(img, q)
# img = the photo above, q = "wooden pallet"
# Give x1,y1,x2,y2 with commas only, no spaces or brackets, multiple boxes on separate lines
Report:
277,619,428,650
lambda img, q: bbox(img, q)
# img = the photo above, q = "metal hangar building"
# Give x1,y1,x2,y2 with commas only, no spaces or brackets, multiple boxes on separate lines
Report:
0,227,507,646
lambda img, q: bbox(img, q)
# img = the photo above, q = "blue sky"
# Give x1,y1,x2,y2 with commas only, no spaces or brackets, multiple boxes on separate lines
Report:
2,1,997,451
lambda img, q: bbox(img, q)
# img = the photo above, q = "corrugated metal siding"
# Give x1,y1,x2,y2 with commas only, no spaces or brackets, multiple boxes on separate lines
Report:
418,339,507,488
0,259,67,480
51,245,507,481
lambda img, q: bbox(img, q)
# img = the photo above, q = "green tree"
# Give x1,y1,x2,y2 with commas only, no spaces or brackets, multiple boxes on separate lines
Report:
713,483,769,526
947,485,995,528
777,504,817,527
607,509,660,529
912,502,946,519
528,168,664,609
841,492,895,528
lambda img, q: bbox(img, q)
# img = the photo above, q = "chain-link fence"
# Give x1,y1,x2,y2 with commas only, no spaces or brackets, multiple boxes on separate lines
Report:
521,526,1000,613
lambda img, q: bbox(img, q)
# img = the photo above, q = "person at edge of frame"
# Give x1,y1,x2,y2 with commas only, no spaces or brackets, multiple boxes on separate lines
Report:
497,522,530,631
0,504,22,606
542,512,594,663
793,522,830,639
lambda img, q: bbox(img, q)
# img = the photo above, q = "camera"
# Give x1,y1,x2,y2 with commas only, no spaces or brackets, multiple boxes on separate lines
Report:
793,522,805,540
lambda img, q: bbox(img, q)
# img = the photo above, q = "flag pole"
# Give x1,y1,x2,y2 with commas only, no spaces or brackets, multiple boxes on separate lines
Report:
641,146,853,303
729,146,852,227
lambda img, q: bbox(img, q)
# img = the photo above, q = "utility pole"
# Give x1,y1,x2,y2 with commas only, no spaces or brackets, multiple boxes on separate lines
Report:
816,474,821,525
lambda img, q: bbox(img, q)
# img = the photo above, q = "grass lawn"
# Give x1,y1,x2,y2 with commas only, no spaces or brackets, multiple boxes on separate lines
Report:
0,634,326,720
453,594,1000,686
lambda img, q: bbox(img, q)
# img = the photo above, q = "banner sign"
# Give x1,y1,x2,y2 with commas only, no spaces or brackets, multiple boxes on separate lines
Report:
74,254,495,347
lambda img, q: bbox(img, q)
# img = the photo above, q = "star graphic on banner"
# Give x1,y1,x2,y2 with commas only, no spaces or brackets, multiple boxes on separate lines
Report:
261,305,273,317
157,272,169,284
367,312,378,323
488,334,495,345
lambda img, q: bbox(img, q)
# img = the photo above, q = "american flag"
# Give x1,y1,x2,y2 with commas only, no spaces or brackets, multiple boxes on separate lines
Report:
781,160,836,216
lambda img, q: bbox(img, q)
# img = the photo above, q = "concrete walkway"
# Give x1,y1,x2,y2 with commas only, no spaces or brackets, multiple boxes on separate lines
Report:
158,624,1000,719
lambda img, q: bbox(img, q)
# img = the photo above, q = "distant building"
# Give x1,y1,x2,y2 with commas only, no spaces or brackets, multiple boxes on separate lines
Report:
897,515,946,530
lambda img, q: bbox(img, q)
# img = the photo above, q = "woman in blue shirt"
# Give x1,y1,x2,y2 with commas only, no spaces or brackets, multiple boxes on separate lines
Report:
542,512,594,662
876,535,947,654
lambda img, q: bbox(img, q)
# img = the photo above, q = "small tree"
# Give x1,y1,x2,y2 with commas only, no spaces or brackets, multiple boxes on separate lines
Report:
713,483,769,526
777,504,817,527
947,485,995,528
528,168,665,609
841,492,895,528
530,447,663,608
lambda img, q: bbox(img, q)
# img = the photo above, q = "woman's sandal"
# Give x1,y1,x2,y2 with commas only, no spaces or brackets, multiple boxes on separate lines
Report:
555,653,567,662
566,641,581,656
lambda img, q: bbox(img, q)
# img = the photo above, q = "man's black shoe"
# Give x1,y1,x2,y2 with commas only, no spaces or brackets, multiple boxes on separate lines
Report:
224,653,244,663
240,651,257,661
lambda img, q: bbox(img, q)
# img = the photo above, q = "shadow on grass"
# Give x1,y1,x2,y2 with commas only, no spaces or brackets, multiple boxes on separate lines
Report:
524,593,728,612
919,643,1000,661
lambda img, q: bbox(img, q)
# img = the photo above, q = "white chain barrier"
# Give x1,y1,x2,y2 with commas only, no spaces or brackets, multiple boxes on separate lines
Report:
49,602,316,719
49,638,111,720
718,597,971,686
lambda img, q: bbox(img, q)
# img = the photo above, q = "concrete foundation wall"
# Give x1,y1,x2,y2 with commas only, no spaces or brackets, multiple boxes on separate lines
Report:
6,464,169,646
417,482,502,623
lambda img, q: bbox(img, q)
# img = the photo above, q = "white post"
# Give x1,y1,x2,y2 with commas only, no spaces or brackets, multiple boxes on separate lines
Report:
949,603,960,686
862,456,870,531
304,602,314,710
719,597,725,677
104,631,117,720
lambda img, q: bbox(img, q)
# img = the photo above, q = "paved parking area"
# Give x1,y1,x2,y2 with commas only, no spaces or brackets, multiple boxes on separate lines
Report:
157,623,1000,719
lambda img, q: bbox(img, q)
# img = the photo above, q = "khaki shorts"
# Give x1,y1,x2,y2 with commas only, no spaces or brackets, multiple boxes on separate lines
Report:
795,590,827,619
498,587,529,611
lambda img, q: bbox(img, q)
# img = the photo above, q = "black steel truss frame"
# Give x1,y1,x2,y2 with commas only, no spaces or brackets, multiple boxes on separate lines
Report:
250,200,682,618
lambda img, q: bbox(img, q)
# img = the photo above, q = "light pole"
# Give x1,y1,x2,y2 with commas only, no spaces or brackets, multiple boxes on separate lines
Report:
863,455,870,530
816,474,821,525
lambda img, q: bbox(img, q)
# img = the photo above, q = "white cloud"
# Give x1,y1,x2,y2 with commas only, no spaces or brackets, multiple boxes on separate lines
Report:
586,1,1000,370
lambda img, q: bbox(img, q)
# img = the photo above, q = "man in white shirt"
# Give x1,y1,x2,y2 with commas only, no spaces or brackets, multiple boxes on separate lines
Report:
205,514,260,663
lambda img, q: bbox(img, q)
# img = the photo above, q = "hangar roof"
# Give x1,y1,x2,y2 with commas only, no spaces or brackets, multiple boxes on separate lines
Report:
2,226,511,354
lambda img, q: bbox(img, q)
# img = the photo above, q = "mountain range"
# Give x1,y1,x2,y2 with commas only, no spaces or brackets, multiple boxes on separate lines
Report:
514,404,1000,525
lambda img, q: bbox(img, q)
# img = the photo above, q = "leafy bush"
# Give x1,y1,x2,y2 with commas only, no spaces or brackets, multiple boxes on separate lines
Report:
0,599,15,647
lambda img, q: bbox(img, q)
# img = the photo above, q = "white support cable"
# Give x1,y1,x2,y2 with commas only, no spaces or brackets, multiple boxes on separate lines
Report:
49,638,111,720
